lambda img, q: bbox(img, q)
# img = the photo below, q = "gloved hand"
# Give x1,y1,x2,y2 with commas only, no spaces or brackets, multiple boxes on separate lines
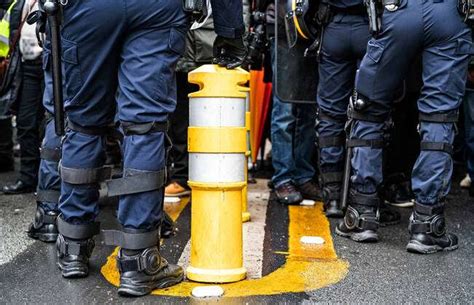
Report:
212,35,247,69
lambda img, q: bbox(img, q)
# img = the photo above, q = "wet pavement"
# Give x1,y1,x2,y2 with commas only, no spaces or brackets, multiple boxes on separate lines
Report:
0,167,473,304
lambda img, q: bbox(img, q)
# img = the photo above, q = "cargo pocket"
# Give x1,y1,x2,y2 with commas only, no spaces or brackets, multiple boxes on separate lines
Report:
61,38,83,105
442,38,474,98
168,28,186,56
366,40,385,63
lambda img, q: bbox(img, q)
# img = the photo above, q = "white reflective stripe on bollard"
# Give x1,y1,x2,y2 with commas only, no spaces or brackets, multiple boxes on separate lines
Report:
189,153,246,183
190,98,246,127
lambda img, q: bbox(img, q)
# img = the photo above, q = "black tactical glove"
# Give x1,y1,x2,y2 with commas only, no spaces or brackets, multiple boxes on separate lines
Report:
212,35,247,69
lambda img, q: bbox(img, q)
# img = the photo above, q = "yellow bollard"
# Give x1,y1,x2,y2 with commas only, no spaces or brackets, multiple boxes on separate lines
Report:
241,87,251,223
186,64,248,283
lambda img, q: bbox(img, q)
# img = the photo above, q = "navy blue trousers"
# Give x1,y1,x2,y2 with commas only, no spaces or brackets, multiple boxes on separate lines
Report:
316,13,369,181
56,0,187,229
353,0,472,204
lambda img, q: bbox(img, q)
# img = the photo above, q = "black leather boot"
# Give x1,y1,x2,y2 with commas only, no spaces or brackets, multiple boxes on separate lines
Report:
336,190,379,242
322,183,344,218
406,203,458,254
27,206,59,242
103,228,184,296
379,203,401,227
56,217,99,278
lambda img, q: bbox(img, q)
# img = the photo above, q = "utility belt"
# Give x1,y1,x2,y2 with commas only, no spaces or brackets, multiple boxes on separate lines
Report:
330,4,367,16
458,0,474,27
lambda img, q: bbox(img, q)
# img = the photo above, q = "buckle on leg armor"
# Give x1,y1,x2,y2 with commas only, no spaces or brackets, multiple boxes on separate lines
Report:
344,206,380,231
117,247,163,275
33,206,58,229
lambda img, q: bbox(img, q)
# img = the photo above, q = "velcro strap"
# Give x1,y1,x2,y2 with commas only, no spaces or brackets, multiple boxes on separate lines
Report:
350,190,379,207
106,169,165,197
348,108,386,123
318,111,346,123
414,203,444,215
121,121,168,136
347,139,384,148
409,222,431,234
419,111,458,123
420,142,453,155
67,120,110,136
359,216,379,231
36,189,60,204
42,213,57,225
321,172,343,184
57,217,100,239
318,135,345,148
118,256,146,272
58,239,83,256
40,147,61,162
102,229,159,249
61,165,112,185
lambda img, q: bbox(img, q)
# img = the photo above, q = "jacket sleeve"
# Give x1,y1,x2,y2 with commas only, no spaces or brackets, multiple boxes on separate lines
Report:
210,0,245,38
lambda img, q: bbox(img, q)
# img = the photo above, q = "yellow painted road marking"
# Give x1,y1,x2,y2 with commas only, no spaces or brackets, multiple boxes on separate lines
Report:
101,202,349,297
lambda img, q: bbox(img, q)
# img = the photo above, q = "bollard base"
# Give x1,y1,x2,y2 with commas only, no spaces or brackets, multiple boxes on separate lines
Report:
242,211,251,223
186,266,247,283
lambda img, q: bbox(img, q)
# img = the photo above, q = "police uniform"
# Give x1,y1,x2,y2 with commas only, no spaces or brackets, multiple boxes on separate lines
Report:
50,0,245,296
27,64,61,241
316,0,370,216
336,0,471,253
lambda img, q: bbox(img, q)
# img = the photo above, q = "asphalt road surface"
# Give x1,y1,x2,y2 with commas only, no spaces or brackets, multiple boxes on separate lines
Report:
0,167,472,304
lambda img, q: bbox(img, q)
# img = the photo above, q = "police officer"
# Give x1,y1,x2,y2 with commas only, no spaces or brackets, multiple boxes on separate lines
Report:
336,0,471,253
316,0,371,217
27,41,179,243
47,0,245,297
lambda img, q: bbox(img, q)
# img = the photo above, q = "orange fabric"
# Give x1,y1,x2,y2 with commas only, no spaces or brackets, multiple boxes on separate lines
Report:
249,70,272,163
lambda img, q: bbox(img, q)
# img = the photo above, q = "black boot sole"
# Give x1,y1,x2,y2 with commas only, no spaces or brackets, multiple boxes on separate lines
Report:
335,226,378,242
27,232,58,243
406,240,459,254
57,262,89,278
118,273,185,297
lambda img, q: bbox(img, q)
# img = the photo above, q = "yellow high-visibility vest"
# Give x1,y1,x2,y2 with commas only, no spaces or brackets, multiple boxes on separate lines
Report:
0,1,17,58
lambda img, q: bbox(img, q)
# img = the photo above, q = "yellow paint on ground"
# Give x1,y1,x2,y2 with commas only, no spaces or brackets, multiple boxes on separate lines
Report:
101,201,349,297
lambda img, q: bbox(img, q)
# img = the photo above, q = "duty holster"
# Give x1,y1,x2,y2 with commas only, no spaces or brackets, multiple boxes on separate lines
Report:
364,0,401,37
304,1,332,59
